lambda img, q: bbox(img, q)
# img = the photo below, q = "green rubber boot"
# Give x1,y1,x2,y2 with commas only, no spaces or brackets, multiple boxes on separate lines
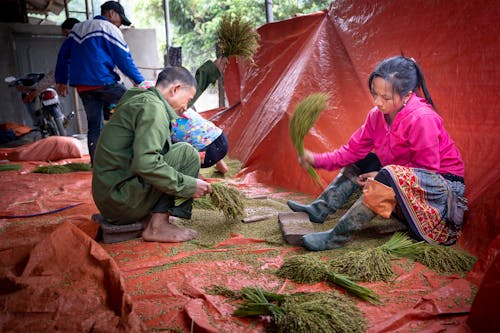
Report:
302,197,376,251
287,166,360,223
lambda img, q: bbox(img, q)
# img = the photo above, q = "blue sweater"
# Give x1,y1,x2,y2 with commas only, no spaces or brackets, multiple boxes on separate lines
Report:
55,16,144,86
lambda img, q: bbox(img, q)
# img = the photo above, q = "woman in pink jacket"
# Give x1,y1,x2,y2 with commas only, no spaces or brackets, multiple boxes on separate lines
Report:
288,56,467,251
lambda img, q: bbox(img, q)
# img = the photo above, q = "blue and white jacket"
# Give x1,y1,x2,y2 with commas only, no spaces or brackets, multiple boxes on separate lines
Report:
55,16,144,86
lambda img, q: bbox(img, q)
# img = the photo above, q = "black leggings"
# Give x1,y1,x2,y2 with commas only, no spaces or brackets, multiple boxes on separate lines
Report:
201,132,229,168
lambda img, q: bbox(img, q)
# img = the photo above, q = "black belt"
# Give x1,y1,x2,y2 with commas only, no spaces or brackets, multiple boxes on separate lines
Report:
442,173,464,184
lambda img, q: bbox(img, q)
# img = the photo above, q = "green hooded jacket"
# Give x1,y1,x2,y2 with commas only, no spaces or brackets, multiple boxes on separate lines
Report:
92,87,198,223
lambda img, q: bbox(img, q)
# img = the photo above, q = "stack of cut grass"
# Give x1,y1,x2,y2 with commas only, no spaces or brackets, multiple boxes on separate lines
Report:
407,242,476,274
32,162,91,174
289,92,329,187
276,255,380,304
210,182,245,220
217,14,260,61
210,286,366,333
0,164,22,172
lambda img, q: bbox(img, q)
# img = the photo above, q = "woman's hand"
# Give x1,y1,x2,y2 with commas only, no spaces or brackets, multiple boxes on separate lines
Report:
298,149,315,170
356,171,379,187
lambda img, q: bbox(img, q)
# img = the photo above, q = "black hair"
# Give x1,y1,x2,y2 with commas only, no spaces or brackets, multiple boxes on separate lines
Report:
368,56,435,109
156,66,197,90
61,18,80,30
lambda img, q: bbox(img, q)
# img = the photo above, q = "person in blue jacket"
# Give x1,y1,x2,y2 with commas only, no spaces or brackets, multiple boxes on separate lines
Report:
55,1,144,164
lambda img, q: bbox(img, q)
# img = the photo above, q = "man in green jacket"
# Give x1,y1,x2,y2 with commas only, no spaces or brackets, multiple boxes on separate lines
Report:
92,66,212,243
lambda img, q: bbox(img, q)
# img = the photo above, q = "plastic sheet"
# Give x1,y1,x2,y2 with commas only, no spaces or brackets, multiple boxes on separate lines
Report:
1,1,498,331
0,161,479,332
215,0,499,258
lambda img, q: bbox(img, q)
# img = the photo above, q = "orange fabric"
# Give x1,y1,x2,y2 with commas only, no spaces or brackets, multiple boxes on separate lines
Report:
0,122,32,136
0,136,84,161
362,178,396,219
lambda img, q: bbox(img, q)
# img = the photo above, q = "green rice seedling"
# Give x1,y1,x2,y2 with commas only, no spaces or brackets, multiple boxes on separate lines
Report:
193,196,217,210
32,162,91,174
329,232,423,282
233,287,367,333
277,255,380,304
218,14,260,61
0,164,22,171
32,164,71,174
210,182,245,220
63,162,91,172
413,244,476,274
289,93,329,187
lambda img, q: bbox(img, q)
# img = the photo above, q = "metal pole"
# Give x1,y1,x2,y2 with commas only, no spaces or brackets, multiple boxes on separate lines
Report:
265,0,273,23
64,0,69,19
85,0,89,19
163,0,171,67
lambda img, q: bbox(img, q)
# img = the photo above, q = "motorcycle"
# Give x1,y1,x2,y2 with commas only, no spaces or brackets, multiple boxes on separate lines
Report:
5,71,72,138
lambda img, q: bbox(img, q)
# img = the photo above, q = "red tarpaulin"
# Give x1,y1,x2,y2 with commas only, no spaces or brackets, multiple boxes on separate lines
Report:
1,1,499,332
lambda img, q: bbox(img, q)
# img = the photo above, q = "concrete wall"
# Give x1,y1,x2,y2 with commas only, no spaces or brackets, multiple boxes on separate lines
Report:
0,23,159,135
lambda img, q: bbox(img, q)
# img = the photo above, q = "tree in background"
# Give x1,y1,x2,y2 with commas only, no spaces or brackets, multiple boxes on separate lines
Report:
132,0,331,72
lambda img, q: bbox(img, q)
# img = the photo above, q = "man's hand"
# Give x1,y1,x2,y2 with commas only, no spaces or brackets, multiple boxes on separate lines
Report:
56,83,68,97
193,179,212,198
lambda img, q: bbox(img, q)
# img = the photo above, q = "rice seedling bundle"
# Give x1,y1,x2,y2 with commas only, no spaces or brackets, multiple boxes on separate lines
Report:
329,247,394,282
376,233,475,274
329,232,423,282
217,14,260,60
233,287,366,333
277,255,380,304
193,196,217,210
32,162,91,174
0,164,22,171
210,182,245,220
289,93,329,187
413,244,476,274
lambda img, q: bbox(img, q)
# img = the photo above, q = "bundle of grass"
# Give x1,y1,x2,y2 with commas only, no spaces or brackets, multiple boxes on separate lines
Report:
277,255,380,304
412,244,476,274
289,93,329,187
233,287,366,333
329,232,423,282
0,164,22,171
210,182,245,220
217,14,260,61
32,162,91,174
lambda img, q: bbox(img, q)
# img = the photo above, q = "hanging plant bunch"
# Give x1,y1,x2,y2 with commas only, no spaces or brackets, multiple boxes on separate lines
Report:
217,14,260,61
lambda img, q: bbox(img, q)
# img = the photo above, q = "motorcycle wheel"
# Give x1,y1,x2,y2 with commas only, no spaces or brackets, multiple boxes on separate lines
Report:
43,105,66,136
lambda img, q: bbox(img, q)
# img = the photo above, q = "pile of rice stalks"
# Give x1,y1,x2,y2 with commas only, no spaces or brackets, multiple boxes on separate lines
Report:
218,14,260,61
210,182,245,220
329,232,476,279
276,255,380,304
216,286,366,333
411,244,476,274
289,92,329,187
32,162,91,174
330,232,423,282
